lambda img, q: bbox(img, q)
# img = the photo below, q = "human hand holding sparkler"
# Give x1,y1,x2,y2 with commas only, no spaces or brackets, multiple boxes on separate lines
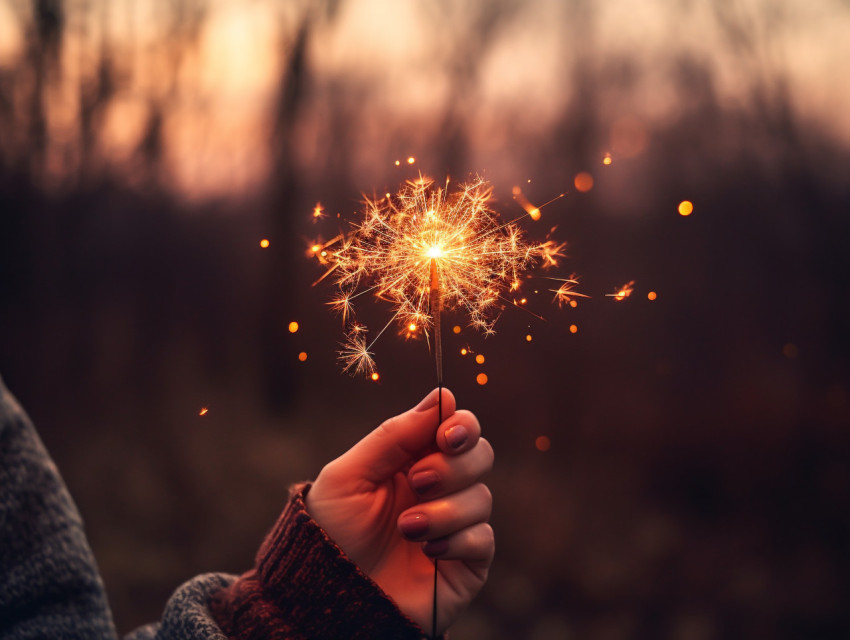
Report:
306,387,494,635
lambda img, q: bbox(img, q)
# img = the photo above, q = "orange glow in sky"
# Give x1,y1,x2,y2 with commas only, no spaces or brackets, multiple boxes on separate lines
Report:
1,1,848,198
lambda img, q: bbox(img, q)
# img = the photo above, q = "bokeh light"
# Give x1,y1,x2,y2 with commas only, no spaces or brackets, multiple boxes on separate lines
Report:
574,171,594,192
535,435,551,452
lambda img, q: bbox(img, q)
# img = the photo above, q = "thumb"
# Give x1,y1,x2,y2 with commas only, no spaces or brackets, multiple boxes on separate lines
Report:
334,387,456,485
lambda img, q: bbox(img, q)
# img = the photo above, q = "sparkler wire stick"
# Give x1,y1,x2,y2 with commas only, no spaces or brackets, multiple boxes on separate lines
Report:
429,256,442,640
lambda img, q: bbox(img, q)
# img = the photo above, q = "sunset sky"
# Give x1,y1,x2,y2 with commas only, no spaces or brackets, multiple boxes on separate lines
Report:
1,0,848,198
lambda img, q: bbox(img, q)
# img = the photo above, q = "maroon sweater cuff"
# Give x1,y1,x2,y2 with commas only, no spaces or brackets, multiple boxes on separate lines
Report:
212,483,430,640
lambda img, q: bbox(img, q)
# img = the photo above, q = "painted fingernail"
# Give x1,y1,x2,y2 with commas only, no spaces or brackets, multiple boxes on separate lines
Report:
415,389,439,412
399,512,429,538
411,470,440,495
444,425,469,449
423,538,450,557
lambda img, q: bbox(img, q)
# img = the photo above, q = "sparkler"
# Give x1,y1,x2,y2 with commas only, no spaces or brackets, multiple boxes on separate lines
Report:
310,171,644,636
316,173,564,638
322,174,561,376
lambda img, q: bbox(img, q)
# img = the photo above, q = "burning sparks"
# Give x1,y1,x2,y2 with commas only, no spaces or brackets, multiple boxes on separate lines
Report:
339,330,377,376
321,175,557,375
199,407,209,416
547,276,589,308
606,280,635,301
511,185,541,221
312,203,325,221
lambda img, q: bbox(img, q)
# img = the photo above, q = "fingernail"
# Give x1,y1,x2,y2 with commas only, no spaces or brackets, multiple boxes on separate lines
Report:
399,512,429,538
415,389,440,412
444,425,469,449
423,538,450,557
410,470,440,495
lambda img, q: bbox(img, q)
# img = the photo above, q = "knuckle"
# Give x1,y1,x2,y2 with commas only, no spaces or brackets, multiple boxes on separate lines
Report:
481,523,496,557
477,437,495,468
476,482,493,507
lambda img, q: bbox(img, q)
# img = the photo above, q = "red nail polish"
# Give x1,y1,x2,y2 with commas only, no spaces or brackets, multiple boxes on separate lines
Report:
444,425,469,449
399,512,429,538
411,470,440,494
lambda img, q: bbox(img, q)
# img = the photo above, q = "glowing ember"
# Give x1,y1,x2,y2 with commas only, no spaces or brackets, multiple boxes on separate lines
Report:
647,291,657,301
511,185,541,221
526,334,533,342
678,200,694,216
407,156,416,164
288,321,299,333
199,407,209,416
569,324,578,334
602,153,613,166
475,354,485,364
607,280,635,301
322,175,557,375
371,372,380,381
476,373,488,385
452,325,461,334
312,203,325,220
260,238,270,248
298,351,308,362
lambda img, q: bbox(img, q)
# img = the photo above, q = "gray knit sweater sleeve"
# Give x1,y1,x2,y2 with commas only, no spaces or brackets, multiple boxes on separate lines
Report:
0,378,117,639
0,377,237,640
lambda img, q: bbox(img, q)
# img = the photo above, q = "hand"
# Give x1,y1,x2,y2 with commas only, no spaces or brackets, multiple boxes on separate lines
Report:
305,388,494,635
